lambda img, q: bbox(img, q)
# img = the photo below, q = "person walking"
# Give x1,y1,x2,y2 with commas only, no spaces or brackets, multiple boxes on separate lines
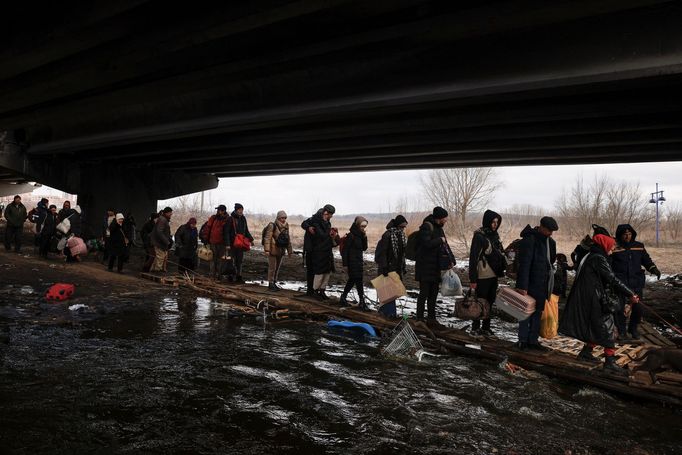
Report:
140,212,160,272
415,207,450,322
611,224,661,340
175,217,199,273
515,217,558,351
202,205,229,280
339,216,369,310
4,195,27,253
263,211,293,291
468,210,506,336
374,215,408,318
559,234,639,373
38,205,59,259
301,207,325,296
107,213,130,273
151,207,173,272
224,203,254,283
309,205,337,300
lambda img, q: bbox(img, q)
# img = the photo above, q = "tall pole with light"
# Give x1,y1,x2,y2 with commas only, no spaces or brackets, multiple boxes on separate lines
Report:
649,183,666,247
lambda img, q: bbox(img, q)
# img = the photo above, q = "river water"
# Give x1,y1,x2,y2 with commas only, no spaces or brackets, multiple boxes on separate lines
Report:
1,289,681,454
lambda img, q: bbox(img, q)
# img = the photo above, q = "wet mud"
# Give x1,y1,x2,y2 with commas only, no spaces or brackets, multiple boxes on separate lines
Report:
1,248,682,454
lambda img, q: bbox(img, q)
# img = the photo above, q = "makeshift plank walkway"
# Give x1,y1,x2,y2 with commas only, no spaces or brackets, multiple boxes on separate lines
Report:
141,273,682,406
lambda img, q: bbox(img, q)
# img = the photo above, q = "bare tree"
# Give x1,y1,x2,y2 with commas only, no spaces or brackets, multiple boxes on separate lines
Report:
555,175,653,237
665,203,682,242
421,167,498,252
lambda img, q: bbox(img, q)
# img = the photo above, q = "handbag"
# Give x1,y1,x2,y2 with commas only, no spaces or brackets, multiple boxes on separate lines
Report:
454,289,490,320
370,272,406,305
231,218,251,251
198,245,213,261
56,215,72,234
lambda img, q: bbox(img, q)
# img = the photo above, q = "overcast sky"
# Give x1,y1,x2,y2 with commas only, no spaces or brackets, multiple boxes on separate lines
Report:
157,161,682,216
34,161,681,217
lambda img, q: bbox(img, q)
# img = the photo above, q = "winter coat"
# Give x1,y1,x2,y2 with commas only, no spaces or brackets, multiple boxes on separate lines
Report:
468,209,505,282
301,209,324,253
58,208,71,222
141,219,155,248
4,202,27,227
69,211,82,236
224,212,254,247
264,221,293,257
309,212,336,274
108,220,130,256
553,261,569,297
341,223,368,278
415,215,446,282
205,214,228,245
40,213,58,239
611,224,657,292
516,225,557,306
375,220,407,276
559,246,634,348
152,216,172,250
34,202,49,231
174,224,198,259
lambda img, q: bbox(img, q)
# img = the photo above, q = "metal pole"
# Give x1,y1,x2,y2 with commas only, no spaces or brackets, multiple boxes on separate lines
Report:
655,183,658,248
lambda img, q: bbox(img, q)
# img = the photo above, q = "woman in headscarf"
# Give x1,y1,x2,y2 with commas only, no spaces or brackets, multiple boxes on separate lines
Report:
468,210,506,336
175,217,199,273
559,234,639,373
108,213,129,273
339,216,369,310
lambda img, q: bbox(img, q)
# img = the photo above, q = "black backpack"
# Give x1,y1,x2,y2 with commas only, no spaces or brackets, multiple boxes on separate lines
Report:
503,238,524,279
475,232,506,277
405,222,432,261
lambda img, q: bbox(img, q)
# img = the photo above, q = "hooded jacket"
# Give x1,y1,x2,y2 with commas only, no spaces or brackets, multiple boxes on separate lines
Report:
205,213,228,245
611,224,657,291
341,217,368,277
301,208,324,253
264,219,293,257
469,210,505,282
559,244,634,347
415,215,446,282
516,224,557,305
309,210,336,274
174,223,198,259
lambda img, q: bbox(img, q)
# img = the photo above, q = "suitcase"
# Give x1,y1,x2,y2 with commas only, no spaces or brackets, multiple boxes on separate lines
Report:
495,286,536,321
67,236,87,256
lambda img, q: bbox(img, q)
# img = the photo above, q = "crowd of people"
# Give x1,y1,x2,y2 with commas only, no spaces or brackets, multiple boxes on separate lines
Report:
2,195,662,373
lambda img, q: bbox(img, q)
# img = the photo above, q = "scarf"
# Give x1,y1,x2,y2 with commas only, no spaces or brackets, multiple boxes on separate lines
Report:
476,227,504,254
388,226,407,263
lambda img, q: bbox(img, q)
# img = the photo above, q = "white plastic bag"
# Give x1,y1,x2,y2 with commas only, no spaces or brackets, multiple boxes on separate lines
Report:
440,269,463,297
56,218,71,234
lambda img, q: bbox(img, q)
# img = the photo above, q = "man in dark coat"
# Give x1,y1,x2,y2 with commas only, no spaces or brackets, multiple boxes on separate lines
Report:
515,216,558,351
301,205,333,296
415,207,450,322
559,234,638,373
140,212,160,272
611,224,660,340
375,215,408,318
38,205,59,258
469,209,506,336
4,195,27,253
32,198,49,246
223,203,254,283
151,207,173,272
339,216,369,309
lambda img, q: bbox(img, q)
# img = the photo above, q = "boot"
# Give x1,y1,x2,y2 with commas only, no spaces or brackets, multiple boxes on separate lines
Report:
338,294,350,307
577,345,601,364
315,290,326,302
236,275,245,284
268,282,279,292
480,320,494,337
603,355,627,375
358,297,369,312
629,328,641,340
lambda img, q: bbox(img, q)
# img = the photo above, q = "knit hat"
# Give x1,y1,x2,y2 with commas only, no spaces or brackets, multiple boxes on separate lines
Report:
234,203,244,210
188,217,197,225
432,206,448,219
540,216,559,231
323,204,336,214
215,204,227,212
277,210,287,219
592,234,615,253
115,213,124,220
394,214,408,227
162,207,173,213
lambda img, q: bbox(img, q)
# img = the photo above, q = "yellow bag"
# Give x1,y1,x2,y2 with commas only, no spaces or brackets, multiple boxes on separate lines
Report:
370,272,407,305
540,294,559,339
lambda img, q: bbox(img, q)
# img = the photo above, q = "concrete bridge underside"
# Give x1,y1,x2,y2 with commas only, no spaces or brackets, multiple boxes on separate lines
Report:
2,1,682,233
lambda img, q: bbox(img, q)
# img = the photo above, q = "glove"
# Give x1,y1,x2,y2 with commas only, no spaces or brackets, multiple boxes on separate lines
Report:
381,268,389,277
651,266,661,280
